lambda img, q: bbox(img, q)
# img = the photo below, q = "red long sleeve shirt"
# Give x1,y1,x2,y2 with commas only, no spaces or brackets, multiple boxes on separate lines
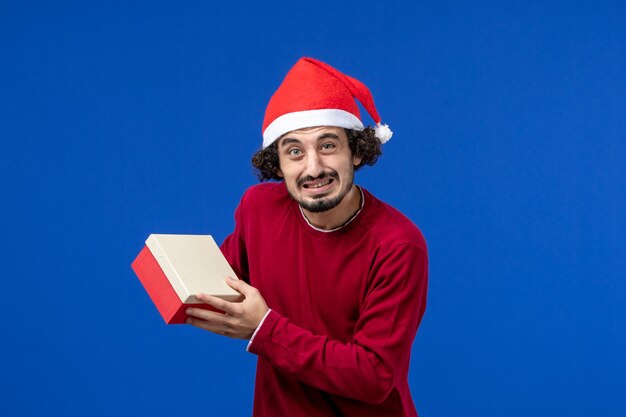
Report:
221,182,428,417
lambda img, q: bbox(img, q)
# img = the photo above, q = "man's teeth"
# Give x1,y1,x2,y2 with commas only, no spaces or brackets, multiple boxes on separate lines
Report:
308,179,332,188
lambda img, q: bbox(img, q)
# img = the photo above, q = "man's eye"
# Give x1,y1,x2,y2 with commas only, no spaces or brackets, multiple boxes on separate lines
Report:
288,149,302,156
321,143,336,150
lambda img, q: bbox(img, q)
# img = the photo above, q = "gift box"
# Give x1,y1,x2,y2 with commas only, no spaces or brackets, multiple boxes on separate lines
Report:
131,234,241,324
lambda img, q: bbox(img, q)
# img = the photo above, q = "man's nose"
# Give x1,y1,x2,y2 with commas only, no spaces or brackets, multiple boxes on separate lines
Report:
304,152,324,178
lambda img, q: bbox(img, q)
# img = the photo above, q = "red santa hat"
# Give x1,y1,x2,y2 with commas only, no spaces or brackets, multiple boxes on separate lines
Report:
262,57,393,148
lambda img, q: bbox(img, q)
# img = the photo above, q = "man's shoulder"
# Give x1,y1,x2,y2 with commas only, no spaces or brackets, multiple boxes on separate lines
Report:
238,181,290,210
362,188,427,253
241,181,287,200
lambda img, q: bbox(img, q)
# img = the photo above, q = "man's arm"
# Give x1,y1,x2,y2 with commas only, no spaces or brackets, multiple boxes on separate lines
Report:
187,243,428,404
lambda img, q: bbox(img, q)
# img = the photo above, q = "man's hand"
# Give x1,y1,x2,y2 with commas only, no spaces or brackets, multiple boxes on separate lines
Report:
186,276,269,340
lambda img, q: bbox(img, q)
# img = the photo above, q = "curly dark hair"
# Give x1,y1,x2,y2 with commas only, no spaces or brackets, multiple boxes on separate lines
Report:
251,127,382,181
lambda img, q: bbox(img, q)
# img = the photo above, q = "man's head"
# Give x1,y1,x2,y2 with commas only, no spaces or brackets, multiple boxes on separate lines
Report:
252,57,390,214
252,126,381,212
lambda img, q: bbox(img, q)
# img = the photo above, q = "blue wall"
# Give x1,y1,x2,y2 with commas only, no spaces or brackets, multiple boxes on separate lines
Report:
1,1,624,416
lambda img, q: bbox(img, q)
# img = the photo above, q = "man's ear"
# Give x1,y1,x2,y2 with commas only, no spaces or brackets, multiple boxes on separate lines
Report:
276,169,284,178
353,155,362,167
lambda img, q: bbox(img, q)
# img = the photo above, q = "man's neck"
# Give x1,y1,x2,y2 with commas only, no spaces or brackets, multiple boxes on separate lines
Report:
301,185,362,231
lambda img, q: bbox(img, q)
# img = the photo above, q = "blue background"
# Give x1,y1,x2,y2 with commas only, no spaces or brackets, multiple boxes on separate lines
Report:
1,1,624,416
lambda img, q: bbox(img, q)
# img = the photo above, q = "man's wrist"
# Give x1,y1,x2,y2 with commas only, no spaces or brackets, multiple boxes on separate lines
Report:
247,309,272,351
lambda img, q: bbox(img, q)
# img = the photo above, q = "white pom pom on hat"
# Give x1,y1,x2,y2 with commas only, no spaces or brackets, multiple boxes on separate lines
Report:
374,123,393,144
262,57,393,148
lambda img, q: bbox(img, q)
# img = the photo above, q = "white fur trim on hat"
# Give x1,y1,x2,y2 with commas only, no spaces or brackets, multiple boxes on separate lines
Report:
262,109,364,148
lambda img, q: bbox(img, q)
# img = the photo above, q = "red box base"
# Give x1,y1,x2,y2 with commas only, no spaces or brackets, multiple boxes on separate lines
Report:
131,245,220,324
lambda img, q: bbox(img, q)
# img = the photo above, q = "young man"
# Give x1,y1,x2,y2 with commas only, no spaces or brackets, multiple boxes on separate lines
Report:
185,57,428,417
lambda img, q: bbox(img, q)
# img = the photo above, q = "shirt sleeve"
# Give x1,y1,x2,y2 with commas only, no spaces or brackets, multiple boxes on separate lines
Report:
247,243,428,404
246,308,272,351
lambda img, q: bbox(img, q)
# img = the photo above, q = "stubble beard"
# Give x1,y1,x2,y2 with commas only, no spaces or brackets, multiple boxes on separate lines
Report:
289,170,355,213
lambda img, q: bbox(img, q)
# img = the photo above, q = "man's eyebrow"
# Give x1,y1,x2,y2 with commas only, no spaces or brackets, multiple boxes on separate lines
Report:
317,133,340,140
278,137,302,148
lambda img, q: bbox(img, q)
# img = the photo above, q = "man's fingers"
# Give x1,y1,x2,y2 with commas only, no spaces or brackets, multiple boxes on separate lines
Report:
186,315,252,339
186,306,229,323
196,293,240,315
186,317,233,336
225,276,254,297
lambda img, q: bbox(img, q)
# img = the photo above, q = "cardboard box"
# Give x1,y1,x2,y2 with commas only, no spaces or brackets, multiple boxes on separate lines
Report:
131,234,241,324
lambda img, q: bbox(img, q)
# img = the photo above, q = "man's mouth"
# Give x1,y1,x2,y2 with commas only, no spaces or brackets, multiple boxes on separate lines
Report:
303,178,334,189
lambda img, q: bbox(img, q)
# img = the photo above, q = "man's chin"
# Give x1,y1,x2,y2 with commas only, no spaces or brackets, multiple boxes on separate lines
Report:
297,195,341,213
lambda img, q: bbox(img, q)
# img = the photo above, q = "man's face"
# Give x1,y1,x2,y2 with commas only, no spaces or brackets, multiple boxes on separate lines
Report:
276,126,361,213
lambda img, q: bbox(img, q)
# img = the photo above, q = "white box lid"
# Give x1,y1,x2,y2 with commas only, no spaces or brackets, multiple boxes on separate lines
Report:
145,234,241,304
